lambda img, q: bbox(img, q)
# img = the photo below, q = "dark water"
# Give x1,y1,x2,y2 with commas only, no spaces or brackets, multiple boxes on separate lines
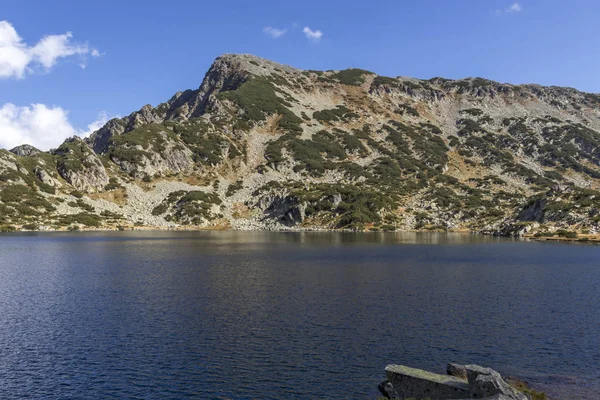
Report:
0,232,598,399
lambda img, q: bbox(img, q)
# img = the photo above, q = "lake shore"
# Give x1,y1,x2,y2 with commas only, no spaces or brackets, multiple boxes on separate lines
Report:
5,224,600,244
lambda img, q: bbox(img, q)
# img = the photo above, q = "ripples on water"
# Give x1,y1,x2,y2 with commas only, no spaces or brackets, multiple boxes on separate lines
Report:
0,232,598,399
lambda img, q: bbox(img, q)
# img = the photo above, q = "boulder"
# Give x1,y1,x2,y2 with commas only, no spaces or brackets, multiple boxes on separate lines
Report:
385,364,471,400
464,364,501,384
470,374,527,400
447,363,467,380
381,364,531,400
463,365,527,400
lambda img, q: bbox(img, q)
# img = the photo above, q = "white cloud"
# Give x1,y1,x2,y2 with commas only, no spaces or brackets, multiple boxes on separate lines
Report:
508,2,522,12
494,2,523,15
79,111,110,139
0,20,101,79
0,103,112,151
303,26,323,42
263,26,287,39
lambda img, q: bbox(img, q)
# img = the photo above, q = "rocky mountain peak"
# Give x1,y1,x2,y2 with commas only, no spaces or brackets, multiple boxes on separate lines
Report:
4,54,600,237
10,144,41,157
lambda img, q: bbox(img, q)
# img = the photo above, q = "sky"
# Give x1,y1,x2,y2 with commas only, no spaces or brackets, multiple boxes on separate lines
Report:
1,0,599,150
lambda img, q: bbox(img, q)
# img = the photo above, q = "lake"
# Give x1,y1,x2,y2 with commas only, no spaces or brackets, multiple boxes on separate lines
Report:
0,231,598,399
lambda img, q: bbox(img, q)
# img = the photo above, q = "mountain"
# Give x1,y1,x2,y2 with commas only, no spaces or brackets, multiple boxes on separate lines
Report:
1,54,600,237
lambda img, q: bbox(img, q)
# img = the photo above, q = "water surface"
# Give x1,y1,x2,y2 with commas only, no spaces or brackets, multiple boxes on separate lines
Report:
0,232,598,399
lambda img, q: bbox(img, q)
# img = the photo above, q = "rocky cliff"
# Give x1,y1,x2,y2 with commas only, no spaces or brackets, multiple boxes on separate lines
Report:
1,54,600,236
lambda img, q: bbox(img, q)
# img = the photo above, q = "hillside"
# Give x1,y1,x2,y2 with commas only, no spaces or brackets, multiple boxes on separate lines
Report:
2,53,600,237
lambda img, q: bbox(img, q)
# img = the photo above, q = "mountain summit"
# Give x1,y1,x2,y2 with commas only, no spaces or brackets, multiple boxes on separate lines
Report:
1,54,600,236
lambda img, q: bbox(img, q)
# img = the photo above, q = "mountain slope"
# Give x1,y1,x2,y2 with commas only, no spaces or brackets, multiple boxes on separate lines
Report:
1,54,600,237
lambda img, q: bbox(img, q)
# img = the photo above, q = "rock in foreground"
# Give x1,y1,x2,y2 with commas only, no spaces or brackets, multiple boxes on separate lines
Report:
380,363,528,400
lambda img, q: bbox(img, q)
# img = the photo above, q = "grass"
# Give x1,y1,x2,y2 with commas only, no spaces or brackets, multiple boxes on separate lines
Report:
506,377,547,400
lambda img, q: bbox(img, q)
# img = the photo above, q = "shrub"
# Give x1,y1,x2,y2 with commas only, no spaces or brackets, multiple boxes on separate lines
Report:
226,180,244,197
313,106,358,124
22,223,39,231
329,68,374,86
221,76,303,133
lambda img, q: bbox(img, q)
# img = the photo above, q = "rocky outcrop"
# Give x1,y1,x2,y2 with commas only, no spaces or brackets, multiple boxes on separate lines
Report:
10,144,41,157
259,195,306,227
380,363,529,400
34,167,62,188
383,365,471,399
86,54,275,152
87,118,127,154
107,130,194,179
53,137,109,192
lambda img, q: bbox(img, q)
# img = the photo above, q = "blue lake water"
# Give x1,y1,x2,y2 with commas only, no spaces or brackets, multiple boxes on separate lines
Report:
0,231,598,399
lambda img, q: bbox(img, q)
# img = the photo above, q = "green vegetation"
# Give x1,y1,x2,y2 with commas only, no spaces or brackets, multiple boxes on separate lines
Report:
264,130,351,175
53,139,98,173
152,190,222,224
372,75,398,86
460,108,484,116
313,106,359,124
68,199,95,213
226,180,244,197
104,177,123,191
534,230,578,239
290,183,396,229
395,104,420,117
221,76,303,133
58,213,102,227
341,132,368,156
329,68,374,86
456,118,485,136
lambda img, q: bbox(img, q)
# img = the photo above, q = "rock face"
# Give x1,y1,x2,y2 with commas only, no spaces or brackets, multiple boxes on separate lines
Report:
34,167,61,188
1,53,600,232
10,144,41,157
380,364,529,400
53,137,109,192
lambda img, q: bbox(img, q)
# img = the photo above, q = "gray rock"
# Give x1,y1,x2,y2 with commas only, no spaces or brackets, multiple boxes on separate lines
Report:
53,137,109,192
10,144,41,157
470,374,527,400
385,364,471,400
260,195,305,227
378,380,399,399
464,364,502,385
35,167,61,188
447,363,468,380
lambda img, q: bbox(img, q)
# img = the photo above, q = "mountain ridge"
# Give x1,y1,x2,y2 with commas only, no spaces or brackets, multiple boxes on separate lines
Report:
1,53,600,238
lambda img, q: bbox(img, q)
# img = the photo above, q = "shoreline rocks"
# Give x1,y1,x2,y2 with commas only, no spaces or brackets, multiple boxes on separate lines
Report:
379,363,530,400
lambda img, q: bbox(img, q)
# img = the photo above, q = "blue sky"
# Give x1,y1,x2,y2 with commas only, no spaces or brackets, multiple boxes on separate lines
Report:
1,0,599,150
